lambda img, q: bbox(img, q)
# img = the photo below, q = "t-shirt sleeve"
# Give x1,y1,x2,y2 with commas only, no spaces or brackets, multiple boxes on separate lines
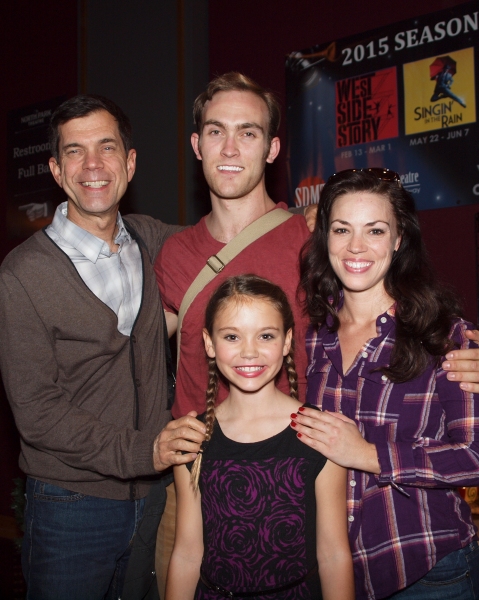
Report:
154,236,183,314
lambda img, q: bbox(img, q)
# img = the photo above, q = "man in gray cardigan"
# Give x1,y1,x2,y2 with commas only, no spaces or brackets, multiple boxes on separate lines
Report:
0,95,205,600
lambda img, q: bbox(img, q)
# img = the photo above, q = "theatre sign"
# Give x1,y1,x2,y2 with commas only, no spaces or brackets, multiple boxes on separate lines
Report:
7,97,66,238
286,1,478,210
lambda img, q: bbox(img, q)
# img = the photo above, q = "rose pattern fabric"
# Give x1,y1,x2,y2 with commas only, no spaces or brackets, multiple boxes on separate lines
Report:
188,415,326,600
198,457,313,598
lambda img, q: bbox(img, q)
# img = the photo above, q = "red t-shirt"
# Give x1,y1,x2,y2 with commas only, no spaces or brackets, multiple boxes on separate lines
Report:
155,204,310,418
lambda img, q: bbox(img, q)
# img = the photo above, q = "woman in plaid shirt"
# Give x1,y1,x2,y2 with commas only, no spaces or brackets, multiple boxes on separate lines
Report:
293,168,479,599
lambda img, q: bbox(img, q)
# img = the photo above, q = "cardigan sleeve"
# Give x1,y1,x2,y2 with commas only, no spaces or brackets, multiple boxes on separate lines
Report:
0,266,158,481
376,320,479,488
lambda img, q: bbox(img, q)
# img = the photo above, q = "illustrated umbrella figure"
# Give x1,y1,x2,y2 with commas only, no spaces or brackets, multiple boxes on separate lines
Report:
430,55,466,108
430,55,456,79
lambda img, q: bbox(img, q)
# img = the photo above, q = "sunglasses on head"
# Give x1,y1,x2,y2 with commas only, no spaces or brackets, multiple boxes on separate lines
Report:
326,168,401,186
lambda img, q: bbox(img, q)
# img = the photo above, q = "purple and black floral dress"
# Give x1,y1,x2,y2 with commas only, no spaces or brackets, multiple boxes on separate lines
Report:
190,406,327,599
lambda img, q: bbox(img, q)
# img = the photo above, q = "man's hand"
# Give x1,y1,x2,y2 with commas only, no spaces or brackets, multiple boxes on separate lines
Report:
153,411,206,472
304,204,318,233
442,329,479,393
291,406,380,473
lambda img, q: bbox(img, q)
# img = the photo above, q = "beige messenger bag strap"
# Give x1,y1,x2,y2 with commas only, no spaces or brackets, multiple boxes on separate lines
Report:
176,208,293,367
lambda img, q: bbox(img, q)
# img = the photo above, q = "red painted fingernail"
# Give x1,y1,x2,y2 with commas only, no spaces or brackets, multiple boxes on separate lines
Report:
297,432,302,438
298,406,305,412
291,421,297,428
290,413,297,419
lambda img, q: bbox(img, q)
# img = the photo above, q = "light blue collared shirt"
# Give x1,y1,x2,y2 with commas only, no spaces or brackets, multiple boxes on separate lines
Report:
46,202,142,335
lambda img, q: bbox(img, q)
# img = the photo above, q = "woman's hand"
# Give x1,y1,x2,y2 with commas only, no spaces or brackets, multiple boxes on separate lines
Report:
291,406,380,473
304,203,318,232
442,329,479,393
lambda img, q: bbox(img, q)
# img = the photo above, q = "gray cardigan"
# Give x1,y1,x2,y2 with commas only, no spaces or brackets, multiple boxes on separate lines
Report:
0,214,180,500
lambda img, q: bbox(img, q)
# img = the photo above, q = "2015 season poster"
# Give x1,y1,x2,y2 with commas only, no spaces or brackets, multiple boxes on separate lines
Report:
286,1,478,210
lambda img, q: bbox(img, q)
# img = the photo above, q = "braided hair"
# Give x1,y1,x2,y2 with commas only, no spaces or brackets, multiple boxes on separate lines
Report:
190,274,298,490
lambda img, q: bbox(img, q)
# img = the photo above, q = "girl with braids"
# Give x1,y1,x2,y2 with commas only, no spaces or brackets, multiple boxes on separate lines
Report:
166,274,353,600
294,168,479,599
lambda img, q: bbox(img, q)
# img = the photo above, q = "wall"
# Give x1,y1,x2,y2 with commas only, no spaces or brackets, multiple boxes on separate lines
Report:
0,1,78,263
84,0,209,225
0,1,78,512
208,0,478,322
84,1,178,223
0,1,210,263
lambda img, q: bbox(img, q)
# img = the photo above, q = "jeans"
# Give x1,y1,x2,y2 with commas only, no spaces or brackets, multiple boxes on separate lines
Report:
388,540,479,599
22,477,145,600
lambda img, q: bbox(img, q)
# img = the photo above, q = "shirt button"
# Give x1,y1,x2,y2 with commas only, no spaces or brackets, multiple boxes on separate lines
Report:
381,375,388,381
380,317,387,323
361,352,368,358
349,480,356,487
135,378,141,387
348,515,355,522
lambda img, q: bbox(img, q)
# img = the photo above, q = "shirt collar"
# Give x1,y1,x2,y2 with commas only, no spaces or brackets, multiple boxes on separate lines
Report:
49,201,132,263
320,296,396,383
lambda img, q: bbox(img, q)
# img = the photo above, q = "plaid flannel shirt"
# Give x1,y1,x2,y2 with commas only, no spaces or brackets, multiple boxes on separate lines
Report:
306,306,479,599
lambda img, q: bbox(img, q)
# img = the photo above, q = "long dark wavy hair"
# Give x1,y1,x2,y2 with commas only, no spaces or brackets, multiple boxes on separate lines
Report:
299,170,462,382
191,274,298,489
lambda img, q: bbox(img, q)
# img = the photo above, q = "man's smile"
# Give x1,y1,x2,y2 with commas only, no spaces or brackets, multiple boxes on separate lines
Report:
80,181,109,188
217,165,244,172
